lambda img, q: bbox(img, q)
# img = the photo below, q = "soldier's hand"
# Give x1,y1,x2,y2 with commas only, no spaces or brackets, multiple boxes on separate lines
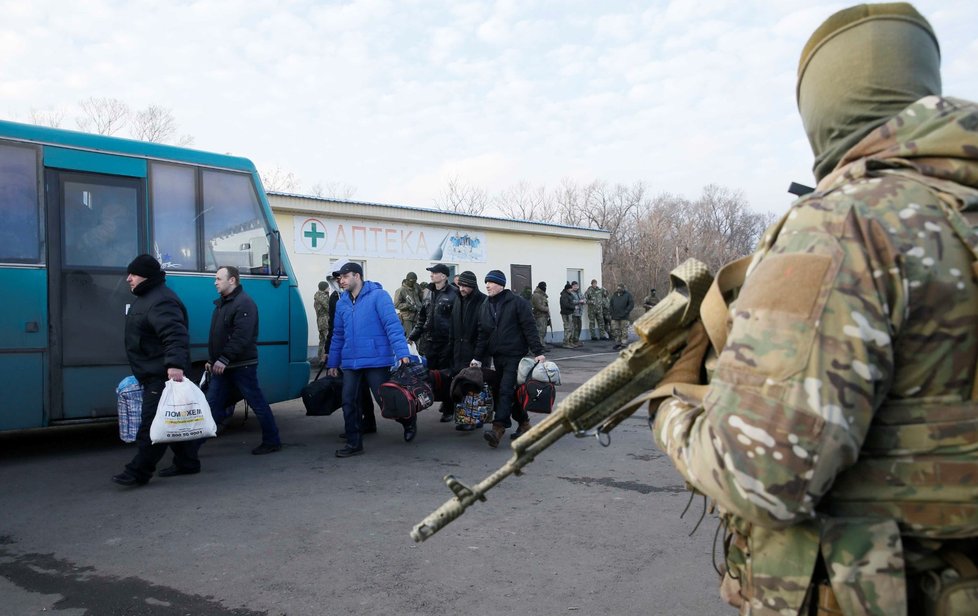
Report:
168,367,185,382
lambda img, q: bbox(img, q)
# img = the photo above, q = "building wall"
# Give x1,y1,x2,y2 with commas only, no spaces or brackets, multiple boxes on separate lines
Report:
268,194,608,356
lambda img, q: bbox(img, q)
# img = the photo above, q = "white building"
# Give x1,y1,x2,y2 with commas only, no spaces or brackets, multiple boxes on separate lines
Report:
267,193,610,355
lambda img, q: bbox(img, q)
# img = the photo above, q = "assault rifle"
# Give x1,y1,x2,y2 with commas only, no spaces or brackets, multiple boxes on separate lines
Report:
411,259,714,542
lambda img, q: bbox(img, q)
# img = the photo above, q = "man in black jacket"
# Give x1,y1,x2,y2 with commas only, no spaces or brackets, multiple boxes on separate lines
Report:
112,254,199,486
472,270,546,447
204,266,282,455
608,283,635,350
409,263,458,421
450,271,487,431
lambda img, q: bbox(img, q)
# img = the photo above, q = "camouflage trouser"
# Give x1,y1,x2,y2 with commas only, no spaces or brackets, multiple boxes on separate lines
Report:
318,328,328,361
399,313,416,338
603,313,613,338
535,315,549,345
561,314,574,346
572,315,582,344
611,319,629,345
587,306,605,340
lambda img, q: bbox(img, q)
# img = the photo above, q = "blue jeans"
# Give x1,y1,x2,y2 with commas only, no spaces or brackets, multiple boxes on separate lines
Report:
341,367,389,449
206,364,280,446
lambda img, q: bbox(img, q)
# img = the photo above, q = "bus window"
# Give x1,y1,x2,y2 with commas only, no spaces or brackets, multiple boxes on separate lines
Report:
150,163,197,270
202,170,271,274
63,180,138,268
0,142,41,263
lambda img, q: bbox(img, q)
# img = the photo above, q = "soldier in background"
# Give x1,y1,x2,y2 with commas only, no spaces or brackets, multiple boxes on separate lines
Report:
600,287,613,340
393,272,422,338
583,279,607,341
607,283,633,350
652,4,978,613
530,281,551,348
642,288,658,311
313,281,330,364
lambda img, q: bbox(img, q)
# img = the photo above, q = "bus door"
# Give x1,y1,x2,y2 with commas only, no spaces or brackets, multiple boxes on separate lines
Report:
46,166,145,421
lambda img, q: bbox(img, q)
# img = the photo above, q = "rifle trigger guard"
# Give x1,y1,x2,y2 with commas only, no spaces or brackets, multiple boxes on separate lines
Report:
596,431,611,447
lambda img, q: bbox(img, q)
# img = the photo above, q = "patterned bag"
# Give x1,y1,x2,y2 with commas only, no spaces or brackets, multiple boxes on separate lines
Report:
454,383,494,426
116,375,143,443
379,362,433,420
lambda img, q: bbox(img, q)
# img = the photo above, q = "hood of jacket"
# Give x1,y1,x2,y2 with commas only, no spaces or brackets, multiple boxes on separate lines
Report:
817,96,978,193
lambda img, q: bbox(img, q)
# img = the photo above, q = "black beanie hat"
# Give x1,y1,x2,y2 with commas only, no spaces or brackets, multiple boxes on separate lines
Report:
457,270,478,288
537,281,547,291
127,254,162,278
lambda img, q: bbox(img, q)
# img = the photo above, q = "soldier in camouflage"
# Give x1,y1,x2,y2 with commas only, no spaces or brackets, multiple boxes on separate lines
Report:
313,281,330,364
584,279,609,341
393,272,422,338
652,4,978,614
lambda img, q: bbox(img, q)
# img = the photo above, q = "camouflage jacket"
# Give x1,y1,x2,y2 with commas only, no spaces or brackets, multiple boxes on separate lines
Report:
653,97,978,615
393,284,421,316
584,285,605,308
530,288,549,317
313,290,330,332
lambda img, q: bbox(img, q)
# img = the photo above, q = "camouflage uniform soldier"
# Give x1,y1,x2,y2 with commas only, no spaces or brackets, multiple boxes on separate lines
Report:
393,272,422,338
583,279,607,341
530,282,550,346
600,287,613,339
313,281,330,363
652,5,978,614
641,288,658,312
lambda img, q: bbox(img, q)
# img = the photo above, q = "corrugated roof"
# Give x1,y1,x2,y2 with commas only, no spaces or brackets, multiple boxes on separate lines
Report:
267,191,611,240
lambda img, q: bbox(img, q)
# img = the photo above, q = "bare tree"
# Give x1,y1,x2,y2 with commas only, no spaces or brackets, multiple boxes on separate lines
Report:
310,181,357,200
76,97,129,135
28,108,66,128
436,175,488,215
495,180,556,222
130,105,177,143
261,166,301,192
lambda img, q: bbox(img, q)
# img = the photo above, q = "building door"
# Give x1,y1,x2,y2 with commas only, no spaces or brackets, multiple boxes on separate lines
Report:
510,264,531,297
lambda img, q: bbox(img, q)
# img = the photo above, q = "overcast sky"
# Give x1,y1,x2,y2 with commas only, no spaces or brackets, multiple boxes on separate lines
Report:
3,0,976,215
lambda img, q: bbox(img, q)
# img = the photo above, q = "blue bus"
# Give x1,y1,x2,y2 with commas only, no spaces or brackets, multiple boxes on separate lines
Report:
0,119,309,431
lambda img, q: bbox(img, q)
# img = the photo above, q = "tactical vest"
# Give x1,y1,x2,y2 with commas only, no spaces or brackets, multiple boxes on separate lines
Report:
694,168,978,615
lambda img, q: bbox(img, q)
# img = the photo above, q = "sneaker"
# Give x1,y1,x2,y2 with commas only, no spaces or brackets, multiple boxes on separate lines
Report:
484,424,506,448
158,465,200,478
251,443,282,455
574,342,584,348
335,445,364,458
510,421,532,440
111,472,148,487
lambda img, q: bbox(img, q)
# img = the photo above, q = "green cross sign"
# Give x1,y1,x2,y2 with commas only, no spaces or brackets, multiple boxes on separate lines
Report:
304,222,325,248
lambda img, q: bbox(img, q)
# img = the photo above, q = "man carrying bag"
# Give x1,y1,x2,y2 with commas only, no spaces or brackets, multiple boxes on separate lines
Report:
112,254,201,487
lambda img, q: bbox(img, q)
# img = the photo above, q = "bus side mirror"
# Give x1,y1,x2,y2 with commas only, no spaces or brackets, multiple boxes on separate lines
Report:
268,230,284,287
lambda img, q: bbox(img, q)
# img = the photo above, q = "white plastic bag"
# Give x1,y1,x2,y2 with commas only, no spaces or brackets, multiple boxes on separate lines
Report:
149,379,217,444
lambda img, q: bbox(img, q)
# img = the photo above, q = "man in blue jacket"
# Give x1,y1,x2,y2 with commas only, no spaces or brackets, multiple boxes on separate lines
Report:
327,262,412,457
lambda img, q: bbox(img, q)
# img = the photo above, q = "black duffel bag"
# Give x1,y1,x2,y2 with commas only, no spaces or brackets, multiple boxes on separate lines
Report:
301,368,344,416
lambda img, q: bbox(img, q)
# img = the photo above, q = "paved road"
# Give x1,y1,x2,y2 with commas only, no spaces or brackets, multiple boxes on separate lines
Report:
0,340,728,615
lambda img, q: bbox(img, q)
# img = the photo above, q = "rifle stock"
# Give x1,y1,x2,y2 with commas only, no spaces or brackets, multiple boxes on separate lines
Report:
410,259,713,543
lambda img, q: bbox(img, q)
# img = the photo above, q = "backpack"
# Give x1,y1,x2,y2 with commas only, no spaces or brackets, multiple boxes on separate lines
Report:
379,362,433,420
301,369,344,416
516,380,556,414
